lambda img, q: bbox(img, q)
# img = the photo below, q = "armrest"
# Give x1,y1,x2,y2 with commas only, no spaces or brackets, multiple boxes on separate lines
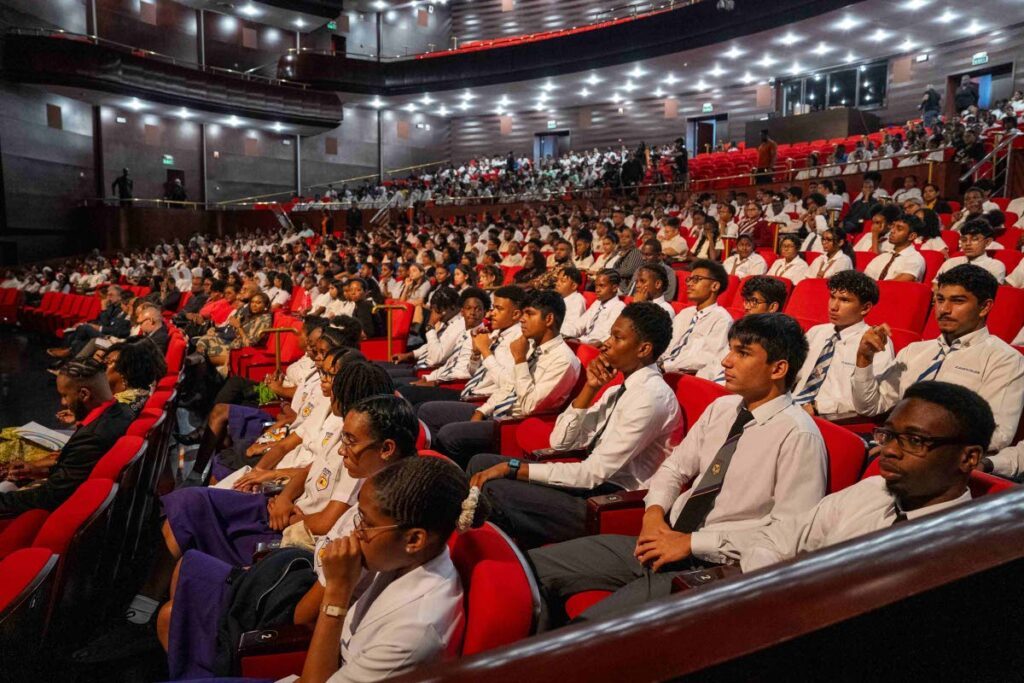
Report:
238,623,313,657
526,448,587,462
585,489,649,536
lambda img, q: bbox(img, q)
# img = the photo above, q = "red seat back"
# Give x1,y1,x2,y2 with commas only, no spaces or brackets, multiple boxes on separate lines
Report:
813,417,866,494
89,436,147,482
673,375,731,436
867,281,933,334
449,523,537,656
33,479,117,554
783,278,831,327
0,547,55,614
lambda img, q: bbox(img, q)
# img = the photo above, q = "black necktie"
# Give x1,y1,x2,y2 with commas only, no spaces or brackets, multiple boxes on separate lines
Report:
891,509,909,526
585,385,627,451
672,407,755,533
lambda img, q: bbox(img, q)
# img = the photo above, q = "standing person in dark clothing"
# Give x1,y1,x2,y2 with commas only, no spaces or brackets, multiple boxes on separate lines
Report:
920,85,942,128
112,168,134,206
756,130,778,185
620,153,644,189
0,360,134,514
954,75,979,114
674,137,689,188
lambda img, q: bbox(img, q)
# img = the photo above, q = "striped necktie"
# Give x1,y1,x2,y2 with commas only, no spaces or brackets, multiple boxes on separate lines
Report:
460,333,501,398
435,332,469,379
665,310,706,362
794,331,841,406
582,301,605,337
492,347,541,419
914,339,962,383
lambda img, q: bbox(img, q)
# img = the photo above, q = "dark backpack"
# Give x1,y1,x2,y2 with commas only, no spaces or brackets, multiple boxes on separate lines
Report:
214,547,317,676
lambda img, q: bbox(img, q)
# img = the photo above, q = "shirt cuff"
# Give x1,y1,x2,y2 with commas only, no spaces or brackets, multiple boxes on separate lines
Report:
689,530,720,561
527,463,551,484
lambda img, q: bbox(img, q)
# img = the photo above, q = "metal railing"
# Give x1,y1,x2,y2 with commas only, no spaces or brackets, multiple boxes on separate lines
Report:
959,130,1021,197
7,27,309,90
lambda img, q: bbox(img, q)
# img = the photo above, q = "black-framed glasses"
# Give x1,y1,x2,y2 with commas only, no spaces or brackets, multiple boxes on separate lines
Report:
352,509,399,542
317,367,337,381
742,297,768,309
686,275,716,285
872,428,964,458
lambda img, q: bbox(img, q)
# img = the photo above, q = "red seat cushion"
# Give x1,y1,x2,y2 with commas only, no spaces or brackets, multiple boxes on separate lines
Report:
0,510,50,561
33,479,115,554
565,590,613,620
0,547,54,612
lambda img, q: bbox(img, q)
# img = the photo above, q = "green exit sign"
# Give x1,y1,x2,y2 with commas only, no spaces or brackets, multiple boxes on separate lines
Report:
971,51,989,66
702,102,714,114
327,20,337,30
162,154,174,166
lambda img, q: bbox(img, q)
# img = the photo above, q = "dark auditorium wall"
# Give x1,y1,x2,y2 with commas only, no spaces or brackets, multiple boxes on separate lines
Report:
0,84,95,262
450,1,622,46
343,5,452,59
96,0,198,64
205,126,295,205
0,0,87,34
100,108,202,204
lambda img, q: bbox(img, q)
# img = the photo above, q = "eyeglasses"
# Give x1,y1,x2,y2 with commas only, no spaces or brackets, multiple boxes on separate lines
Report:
317,368,337,381
685,275,716,285
353,509,399,542
742,297,768,309
872,428,964,458
339,433,380,453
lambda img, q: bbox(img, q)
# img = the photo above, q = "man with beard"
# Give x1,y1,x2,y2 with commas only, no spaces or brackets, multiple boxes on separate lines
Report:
0,360,133,513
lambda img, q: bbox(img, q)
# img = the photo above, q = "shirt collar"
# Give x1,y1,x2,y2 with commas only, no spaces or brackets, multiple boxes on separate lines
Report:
624,363,660,389
535,335,566,355
941,326,989,349
836,320,868,342
747,393,794,426
899,488,972,521
78,400,115,428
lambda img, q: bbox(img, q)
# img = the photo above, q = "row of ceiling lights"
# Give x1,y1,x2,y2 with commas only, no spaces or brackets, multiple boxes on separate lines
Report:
121,99,288,131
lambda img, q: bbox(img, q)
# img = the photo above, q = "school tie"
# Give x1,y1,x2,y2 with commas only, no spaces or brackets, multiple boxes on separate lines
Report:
891,508,909,526
876,252,898,281
582,301,605,337
794,331,841,406
672,407,755,533
914,339,962,383
664,310,705,363
584,384,628,451
711,368,726,385
435,332,469,380
491,347,540,419
816,257,832,278
460,334,501,398
729,258,739,276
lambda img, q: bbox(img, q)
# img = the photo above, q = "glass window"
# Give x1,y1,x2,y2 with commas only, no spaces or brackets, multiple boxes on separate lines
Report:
858,62,888,108
805,74,827,112
828,69,856,108
783,80,802,116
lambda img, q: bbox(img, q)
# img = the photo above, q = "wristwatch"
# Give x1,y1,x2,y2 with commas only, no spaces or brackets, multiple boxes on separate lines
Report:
321,603,348,619
506,458,521,480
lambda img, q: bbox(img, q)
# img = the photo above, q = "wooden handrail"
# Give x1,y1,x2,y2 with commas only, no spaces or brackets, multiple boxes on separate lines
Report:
264,326,298,375
396,487,1024,682
372,304,407,360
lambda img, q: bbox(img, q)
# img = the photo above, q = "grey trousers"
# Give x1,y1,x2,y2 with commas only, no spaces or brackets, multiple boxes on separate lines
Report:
467,453,620,550
528,534,695,630
418,401,495,467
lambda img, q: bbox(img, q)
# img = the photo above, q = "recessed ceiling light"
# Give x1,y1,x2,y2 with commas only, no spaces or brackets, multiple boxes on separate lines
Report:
622,81,638,92
723,46,745,60
663,73,679,85
437,105,449,117
585,74,602,86
777,32,802,46
374,1,387,9
128,98,145,111
498,95,511,106
404,103,418,112
867,28,890,42
239,4,260,17
460,90,476,100
627,66,645,79
227,115,241,126
757,54,777,68
420,93,434,105
458,101,470,111
833,15,862,31
611,92,623,103
654,87,665,97
961,19,985,34
294,18,306,28
902,0,932,9
740,72,755,84
898,38,916,52
177,107,191,118
370,97,384,108
789,61,803,75
578,87,591,97
843,52,857,63
935,9,958,23
812,42,833,56
541,80,556,92
708,64,727,78
272,122,284,131
696,79,709,91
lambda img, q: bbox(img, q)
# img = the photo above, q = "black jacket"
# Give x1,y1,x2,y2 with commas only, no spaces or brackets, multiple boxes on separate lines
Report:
93,305,131,338
0,402,134,514
146,324,171,354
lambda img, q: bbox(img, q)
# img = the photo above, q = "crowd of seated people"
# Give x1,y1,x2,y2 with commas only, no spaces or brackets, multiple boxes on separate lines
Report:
3,140,1024,680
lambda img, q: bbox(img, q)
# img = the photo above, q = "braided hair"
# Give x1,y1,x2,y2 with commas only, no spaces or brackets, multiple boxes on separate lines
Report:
348,394,419,458
371,457,490,538
331,360,395,415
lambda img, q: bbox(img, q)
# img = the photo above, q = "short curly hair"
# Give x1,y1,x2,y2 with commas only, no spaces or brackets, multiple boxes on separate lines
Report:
620,301,673,360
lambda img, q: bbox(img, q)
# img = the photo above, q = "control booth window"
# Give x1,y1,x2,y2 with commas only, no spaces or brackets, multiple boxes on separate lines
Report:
780,60,888,113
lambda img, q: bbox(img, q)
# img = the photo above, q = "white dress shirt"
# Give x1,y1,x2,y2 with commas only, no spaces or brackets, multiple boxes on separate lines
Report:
646,394,827,550
660,234,689,257
539,364,682,491
660,303,734,374
799,215,830,252
854,233,894,253
933,254,1006,283
791,321,895,417
1007,258,1024,289
807,252,854,279
863,246,925,281
325,299,354,318
573,296,626,346
284,354,315,389
767,256,810,284
478,336,580,419
851,327,1024,455
694,476,971,570
462,325,522,398
293,412,354,513
280,393,335,469
649,295,676,318
561,292,588,338
722,253,768,278
424,330,476,382
311,291,333,313
991,442,1024,480
413,315,466,367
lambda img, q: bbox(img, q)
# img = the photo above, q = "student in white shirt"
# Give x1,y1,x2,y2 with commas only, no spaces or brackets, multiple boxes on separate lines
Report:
421,290,580,468
266,273,292,309
555,268,588,336
695,381,993,571
1007,257,1024,288
722,235,768,277
658,217,689,260
660,259,735,375
468,302,681,549
792,271,894,418
296,457,486,683
891,175,923,205
389,287,464,380
766,235,810,285
632,265,676,317
933,219,1006,284
325,281,352,318
854,204,901,254
309,277,334,316
570,269,626,345
798,193,831,252
854,264,1024,465
807,228,855,279
396,288,489,400
154,394,423,677
863,214,927,282
529,313,826,627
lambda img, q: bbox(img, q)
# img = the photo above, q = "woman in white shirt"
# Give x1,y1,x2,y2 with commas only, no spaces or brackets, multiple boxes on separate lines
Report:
807,228,855,279
914,208,949,257
588,236,618,277
265,273,293,310
573,237,595,272
767,235,810,284
299,456,488,683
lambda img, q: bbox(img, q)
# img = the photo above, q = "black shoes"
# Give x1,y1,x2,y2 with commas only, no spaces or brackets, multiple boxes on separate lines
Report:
173,428,203,446
71,619,161,664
